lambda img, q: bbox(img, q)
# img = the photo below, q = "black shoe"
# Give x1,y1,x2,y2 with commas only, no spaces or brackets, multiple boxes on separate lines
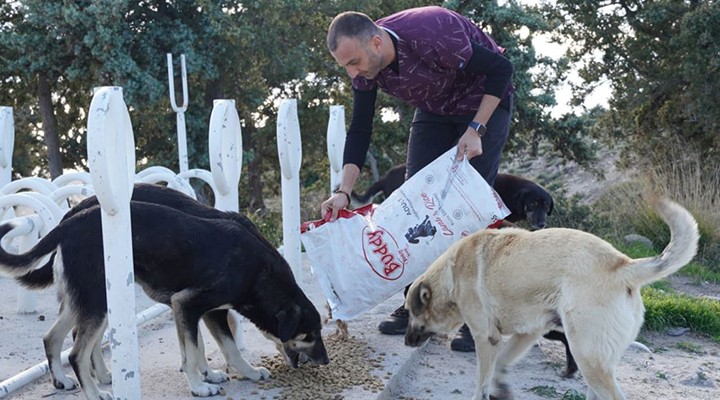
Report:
450,324,475,352
378,306,408,335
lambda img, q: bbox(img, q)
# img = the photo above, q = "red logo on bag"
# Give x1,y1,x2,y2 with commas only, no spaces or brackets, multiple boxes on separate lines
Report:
362,227,405,281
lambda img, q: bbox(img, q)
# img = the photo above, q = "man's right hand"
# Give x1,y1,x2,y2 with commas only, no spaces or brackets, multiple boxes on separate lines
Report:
320,191,350,222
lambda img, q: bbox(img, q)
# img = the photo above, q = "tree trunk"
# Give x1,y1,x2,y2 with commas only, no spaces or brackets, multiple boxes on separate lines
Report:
37,72,63,178
244,125,266,213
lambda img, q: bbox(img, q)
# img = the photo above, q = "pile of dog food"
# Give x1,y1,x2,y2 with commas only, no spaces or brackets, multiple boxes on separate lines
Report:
249,334,387,400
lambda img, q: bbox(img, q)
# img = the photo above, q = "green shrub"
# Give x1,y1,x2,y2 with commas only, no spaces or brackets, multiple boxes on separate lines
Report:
245,208,284,249
642,287,720,342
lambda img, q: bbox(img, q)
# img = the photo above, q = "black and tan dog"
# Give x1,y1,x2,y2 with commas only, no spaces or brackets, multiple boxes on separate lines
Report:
404,197,698,400
492,173,553,230
0,184,329,400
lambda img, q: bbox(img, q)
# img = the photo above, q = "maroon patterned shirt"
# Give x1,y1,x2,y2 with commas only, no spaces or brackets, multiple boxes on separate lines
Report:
352,6,512,115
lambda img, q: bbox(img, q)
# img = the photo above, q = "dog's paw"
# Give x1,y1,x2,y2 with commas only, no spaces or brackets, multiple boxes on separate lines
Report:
202,369,229,383
98,390,114,400
93,370,113,385
489,382,514,400
245,366,271,381
52,375,78,390
191,383,225,397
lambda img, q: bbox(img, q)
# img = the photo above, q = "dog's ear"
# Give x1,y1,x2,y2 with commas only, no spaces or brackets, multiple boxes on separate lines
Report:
410,282,432,316
276,305,301,342
512,188,528,211
547,193,554,215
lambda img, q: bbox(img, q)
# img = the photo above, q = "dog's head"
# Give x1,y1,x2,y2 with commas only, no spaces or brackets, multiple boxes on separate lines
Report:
518,188,554,229
266,301,330,369
404,280,462,347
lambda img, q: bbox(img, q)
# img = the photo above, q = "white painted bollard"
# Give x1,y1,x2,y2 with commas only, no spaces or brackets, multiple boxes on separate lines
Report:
0,107,14,187
167,54,189,173
276,99,303,281
208,99,242,212
327,105,346,194
87,86,140,399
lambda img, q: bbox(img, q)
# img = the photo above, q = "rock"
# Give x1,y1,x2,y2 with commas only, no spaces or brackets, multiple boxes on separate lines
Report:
624,234,653,248
666,327,691,337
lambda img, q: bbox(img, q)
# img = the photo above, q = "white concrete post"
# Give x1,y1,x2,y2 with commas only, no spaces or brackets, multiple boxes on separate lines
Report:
167,54,189,173
208,99,242,212
326,105,346,194
276,99,302,281
87,86,140,399
0,107,14,187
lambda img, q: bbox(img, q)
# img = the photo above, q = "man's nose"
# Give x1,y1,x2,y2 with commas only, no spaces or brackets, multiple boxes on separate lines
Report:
346,66,359,79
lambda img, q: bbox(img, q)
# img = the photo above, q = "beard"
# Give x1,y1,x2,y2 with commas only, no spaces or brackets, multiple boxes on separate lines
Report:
362,49,385,79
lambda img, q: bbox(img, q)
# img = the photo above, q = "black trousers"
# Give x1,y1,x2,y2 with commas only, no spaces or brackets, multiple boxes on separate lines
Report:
402,96,513,297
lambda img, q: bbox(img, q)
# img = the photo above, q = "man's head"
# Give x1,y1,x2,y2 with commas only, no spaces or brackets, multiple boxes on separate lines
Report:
327,11,387,80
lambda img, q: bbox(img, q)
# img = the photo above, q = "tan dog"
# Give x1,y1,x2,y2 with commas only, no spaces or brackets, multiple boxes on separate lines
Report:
404,197,698,400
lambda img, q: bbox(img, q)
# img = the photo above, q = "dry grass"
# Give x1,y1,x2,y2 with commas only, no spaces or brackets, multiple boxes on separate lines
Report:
592,143,720,272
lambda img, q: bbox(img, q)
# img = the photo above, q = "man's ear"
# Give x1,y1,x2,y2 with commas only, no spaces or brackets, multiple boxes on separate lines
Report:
276,305,301,342
410,282,432,316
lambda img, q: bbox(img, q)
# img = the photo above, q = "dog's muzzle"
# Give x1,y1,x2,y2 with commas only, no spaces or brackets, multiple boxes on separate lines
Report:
283,340,330,368
404,328,433,347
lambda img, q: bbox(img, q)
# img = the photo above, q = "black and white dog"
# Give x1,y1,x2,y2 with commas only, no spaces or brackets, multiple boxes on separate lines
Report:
0,184,329,399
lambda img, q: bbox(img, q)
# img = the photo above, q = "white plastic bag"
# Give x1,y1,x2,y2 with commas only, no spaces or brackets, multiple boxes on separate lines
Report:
301,147,510,320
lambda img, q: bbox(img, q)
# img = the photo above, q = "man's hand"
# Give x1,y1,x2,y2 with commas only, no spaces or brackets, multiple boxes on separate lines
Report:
320,191,350,222
455,128,483,161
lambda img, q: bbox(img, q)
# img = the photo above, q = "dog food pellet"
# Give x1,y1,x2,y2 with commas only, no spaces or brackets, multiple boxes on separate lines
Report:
256,334,385,400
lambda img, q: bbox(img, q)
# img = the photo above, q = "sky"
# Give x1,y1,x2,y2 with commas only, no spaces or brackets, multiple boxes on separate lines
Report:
533,33,612,117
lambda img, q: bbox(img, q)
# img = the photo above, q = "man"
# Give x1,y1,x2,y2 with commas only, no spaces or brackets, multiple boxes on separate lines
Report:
321,6,514,352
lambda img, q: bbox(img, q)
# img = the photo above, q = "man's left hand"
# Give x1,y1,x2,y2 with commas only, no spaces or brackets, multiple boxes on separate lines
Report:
455,128,483,161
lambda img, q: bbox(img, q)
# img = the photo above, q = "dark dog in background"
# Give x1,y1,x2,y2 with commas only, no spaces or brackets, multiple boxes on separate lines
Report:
0,184,330,399
351,163,407,204
352,164,576,377
492,173,554,229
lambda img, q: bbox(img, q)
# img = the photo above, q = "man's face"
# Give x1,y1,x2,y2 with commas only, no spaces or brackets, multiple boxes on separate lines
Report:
331,36,384,80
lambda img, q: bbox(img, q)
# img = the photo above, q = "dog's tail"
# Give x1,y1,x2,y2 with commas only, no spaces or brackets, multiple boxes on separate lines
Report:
16,255,56,289
622,197,699,287
0,221,60,287
351,179,386,204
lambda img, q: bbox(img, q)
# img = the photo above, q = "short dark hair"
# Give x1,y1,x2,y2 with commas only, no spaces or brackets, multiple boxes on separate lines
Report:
327,11,380,52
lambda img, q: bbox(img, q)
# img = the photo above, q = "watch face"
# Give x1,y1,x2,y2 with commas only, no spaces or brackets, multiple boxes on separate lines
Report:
470,122,486,136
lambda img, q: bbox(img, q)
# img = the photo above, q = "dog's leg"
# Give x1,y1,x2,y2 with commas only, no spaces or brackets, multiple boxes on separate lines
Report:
43,301,78,390
581,365,625,400
467,323,501,400
171,290,225,397
543,330,577,377
491,333,542,399
90,321,112,385
193,326,229,383
69,316,112,400
203,310,271,381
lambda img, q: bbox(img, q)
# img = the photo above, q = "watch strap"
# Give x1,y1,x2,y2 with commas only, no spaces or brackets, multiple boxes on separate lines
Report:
468,121,486,137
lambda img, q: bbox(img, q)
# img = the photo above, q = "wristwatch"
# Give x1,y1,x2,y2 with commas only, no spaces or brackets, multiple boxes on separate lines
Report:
468,121,487,137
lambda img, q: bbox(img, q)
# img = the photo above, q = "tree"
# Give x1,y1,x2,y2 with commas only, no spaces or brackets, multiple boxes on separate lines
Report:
0,0,601,213
544,0,720,163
